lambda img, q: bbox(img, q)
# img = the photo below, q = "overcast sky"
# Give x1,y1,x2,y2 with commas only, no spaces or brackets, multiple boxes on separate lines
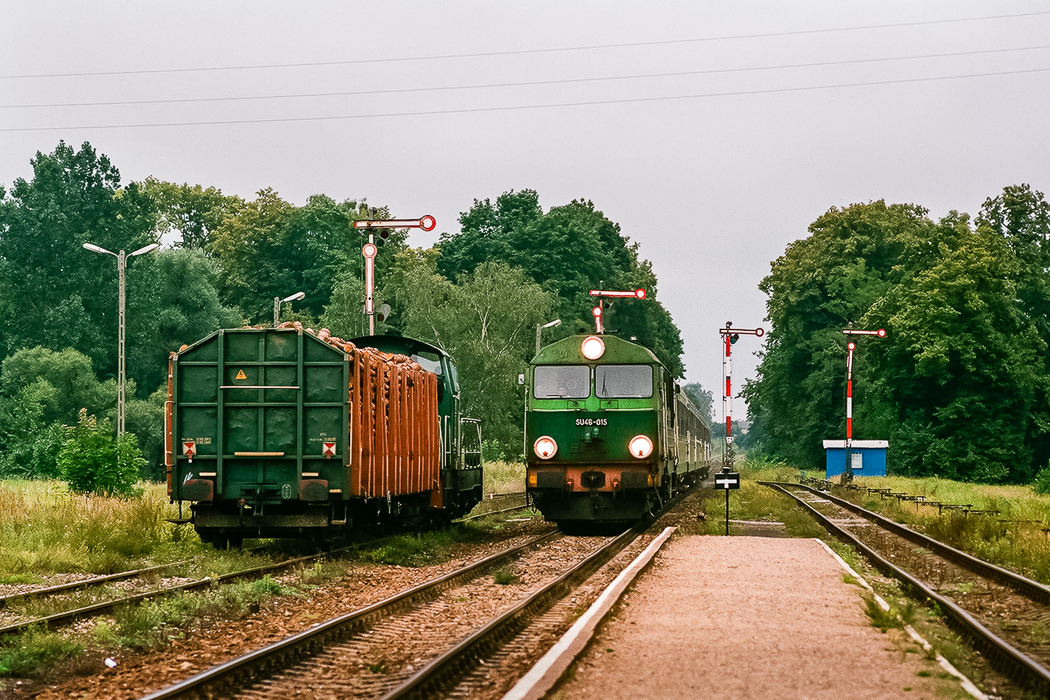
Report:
2,1,1049,419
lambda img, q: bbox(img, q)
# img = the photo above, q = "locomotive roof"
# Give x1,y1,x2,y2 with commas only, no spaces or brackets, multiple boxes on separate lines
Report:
348,334,450,359
532,334,663,366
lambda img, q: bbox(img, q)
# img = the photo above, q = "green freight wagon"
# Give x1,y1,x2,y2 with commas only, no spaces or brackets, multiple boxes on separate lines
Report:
166,327,482,547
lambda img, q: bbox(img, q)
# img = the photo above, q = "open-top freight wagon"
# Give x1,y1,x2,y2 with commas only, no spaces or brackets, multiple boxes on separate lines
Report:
165,326,482,547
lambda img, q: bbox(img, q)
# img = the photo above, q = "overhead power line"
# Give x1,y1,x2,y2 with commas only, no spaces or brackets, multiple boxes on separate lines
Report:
2,65,1047,133
3,44,1048,110
1,10,1048,80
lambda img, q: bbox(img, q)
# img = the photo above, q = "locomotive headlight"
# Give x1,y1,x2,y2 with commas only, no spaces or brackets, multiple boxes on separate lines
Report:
628,435,654,459
534,436,558,460
581,335,605,360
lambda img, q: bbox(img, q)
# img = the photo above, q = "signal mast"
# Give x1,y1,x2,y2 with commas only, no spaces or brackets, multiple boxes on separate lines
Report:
840,327,887,482
352,215,436,334
588,288,646,334
718,322,765,471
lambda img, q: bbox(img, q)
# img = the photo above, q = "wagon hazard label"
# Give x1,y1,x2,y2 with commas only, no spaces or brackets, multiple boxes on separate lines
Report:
182,441,197,457
322,442,337,458
234,370,248,380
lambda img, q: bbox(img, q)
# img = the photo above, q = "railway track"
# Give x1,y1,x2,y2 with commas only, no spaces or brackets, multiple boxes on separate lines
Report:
0,537,396,639
138,486,700,700
0,498,537,640
766,481,1050,698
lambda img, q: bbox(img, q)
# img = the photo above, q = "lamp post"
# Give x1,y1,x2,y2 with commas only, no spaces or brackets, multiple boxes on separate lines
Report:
535,318,561,355
274,291,306,327
82,241,159,436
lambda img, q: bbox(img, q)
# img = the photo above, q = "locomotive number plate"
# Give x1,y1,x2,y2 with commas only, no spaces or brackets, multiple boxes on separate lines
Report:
575,418,608,426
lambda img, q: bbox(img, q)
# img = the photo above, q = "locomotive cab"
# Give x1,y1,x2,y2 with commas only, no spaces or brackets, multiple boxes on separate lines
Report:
525,334,710,527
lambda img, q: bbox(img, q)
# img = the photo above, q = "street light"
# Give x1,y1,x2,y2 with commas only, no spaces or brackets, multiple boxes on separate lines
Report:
274,291,306,327
536,318,561,354
82,241,160,436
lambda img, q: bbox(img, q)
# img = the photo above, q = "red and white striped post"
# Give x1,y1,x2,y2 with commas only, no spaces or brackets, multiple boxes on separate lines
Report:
352,215,436,335
841,327,887,482
718,322,764,471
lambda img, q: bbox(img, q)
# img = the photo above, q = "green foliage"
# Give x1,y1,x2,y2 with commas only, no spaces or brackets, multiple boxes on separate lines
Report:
57,410,143,497
210,192,402,324
492,567,520,585
0,141,157,373
0,627,82,677
390,254,553,455
744,193,1048,482
439,190,685,376
1034,465,1050,495
863,597,903,633
1,347,111,424
139,176,242,251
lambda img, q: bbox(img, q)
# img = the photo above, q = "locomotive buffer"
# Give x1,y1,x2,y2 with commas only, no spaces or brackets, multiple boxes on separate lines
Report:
715,467,740,536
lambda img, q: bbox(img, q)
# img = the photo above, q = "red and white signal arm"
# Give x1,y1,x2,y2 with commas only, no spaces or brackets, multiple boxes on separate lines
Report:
322,441,337,458
182,441,197,458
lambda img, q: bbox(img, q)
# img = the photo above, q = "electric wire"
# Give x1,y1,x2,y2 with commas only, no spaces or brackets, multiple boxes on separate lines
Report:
1,9,1048,80
2,64,1047,133
3,43,1048,110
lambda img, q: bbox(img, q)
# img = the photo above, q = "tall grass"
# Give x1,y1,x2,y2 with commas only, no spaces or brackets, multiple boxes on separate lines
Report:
0,480,198,577
484,460,525,495
740,465,1050,586
825,474,1050,583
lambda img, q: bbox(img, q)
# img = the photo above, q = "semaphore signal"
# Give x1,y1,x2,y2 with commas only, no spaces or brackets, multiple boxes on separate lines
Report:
840,327,887,482
718,322,764,471
352,215,436,334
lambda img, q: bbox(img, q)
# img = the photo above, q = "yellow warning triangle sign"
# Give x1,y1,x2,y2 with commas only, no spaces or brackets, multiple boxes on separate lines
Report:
235,370,247,380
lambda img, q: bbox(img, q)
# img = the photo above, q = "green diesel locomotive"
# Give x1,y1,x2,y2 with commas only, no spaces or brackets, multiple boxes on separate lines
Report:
525,334,711,526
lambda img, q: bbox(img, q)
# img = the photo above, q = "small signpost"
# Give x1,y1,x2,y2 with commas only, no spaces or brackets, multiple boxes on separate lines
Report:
714,467,740,535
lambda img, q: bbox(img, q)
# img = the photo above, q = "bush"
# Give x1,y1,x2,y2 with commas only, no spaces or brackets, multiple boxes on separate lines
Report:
1034,465,1050,495
57,409,144,497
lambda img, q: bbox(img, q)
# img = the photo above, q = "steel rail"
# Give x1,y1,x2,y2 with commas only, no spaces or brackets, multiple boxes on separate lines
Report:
787,482,1050,605
378,483,698,700
0,543,279,609
0,561,187,609
764,481,1050,695
137,530,561,700
379,526,640,700
0,537,394,638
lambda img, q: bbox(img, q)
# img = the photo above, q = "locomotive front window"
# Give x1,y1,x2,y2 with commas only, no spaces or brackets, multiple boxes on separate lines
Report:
595,365,653,398
534,365,590,399
411,351,442,375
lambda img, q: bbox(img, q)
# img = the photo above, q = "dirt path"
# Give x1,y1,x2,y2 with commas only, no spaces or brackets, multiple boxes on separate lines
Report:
549,536,967,700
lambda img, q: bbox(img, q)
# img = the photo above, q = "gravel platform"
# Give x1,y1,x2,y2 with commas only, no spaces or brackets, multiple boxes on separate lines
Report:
550,536,967,700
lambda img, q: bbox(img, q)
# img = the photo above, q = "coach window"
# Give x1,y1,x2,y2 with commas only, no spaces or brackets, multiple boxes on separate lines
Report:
595,365,653,398
534,365,590,399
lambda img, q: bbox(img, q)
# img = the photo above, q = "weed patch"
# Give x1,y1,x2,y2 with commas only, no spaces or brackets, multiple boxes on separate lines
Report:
0,627,81,677
492,567,519,585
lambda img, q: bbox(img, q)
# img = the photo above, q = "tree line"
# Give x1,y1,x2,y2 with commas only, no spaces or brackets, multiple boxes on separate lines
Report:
0,141,688,482
743,186,1050,483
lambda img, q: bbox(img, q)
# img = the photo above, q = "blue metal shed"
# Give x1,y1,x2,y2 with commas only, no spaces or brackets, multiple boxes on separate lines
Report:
822,440,888,478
